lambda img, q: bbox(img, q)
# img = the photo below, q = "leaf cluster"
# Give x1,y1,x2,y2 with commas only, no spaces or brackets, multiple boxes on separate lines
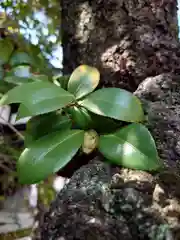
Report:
0,65,163,184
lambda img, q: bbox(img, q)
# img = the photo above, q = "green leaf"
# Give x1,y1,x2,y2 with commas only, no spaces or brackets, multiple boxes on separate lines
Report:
4,69,48,85
98,123,162,171
31,74,49,82
0,81,75,117
7,65,31,78
68,106,94,130
0,39,14,64
90,114,123,134
4,65,33,84
25,112,72,146
17,129,84,184
16,104,32,119
9,51,32,67
0,66,4,80
68,65,100,99
79,88,144,122
4,76,34,85
67,104,122,133
0,81,15,94
53,75,70,90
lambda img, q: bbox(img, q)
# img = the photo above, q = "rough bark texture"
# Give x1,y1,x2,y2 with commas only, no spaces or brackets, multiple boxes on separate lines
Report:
41,159,180,239
40,0,180,239
62,0,179,91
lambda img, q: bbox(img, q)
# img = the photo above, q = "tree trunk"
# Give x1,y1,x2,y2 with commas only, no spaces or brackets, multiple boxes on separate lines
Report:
62,0,179,91
40,1,180,239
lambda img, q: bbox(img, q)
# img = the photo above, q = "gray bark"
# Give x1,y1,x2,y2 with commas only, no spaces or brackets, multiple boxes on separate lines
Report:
40,0,180,239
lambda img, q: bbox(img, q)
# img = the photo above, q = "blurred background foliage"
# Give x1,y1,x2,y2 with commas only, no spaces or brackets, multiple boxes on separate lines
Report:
0,0,62,74
0,1,62,238
0,0,63,178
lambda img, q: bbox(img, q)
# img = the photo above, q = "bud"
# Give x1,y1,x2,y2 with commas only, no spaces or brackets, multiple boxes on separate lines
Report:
82,129,99,154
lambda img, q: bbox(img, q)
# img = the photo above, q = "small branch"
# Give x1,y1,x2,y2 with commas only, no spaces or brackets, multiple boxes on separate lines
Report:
0,162,13,172
0,115,24,140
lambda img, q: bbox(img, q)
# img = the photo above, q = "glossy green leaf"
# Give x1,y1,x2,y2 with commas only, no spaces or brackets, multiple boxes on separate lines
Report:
80,88,144,122
68,105,93,130
17,129,84,184
9,51,32,67
67,104,122,133
0,81,75,117
0,39,14,64
98,123,162,171
90,114,123,134
68,65,100,99
25,112,72,146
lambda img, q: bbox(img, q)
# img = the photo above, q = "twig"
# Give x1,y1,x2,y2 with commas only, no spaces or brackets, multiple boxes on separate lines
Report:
0,115,24,140
0,162,13,172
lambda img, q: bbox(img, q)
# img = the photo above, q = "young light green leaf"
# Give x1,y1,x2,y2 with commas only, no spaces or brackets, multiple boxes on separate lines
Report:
18,129,84,184
0,81,75,116
98,123,162,171
25,112,72,146
0,39,14,65
68,65,100,99
9,51,32,67
79,88,144,122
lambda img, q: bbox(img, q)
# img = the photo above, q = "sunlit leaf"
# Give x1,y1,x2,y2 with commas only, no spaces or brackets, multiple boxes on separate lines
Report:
0,81,75,117
18,129,84,184
68,65,100,99
80,88,144,123
98,123,162,171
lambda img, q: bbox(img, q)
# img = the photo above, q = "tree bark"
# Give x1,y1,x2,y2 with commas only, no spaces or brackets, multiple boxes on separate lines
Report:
40,0,180,239
62,0,179,91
